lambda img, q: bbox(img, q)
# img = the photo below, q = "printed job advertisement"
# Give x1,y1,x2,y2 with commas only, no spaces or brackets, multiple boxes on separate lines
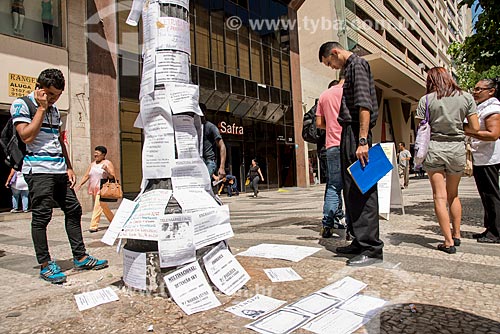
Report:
225,294,286,320
339,294,388,317
264,268,303,283
155,50,190,84
171,158,212,192
125,0,144,26
302,308,367,334
157,17,191,55
141,1,159,52
142,131,175,179
101,199,139,246
174,189,219,213
164,262,221,315
319,276,367,301
120,189,172,240
192,205,234,249
140,91,173,134
237,244,322,262
123,249,147,290
74,287,119,311
159,0,189,9
139,51,155,99
158,213,196,268
287,293,341,316
165,83,203,115
203,242,250,296
245,307,313,334
173,115,199,159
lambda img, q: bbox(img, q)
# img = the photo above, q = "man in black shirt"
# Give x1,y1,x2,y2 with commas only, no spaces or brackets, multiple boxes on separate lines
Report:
200,104,226,180
318,42,383,267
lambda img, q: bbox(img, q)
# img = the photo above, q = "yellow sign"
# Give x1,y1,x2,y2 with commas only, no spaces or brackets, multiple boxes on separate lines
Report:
9,73,37,97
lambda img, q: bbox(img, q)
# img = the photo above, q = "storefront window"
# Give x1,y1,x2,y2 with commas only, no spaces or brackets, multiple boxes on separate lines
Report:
0,0,63,46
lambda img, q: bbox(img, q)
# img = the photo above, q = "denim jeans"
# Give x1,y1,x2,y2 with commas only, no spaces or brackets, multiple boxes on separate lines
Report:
11,188,29,211
24,173,86,264
322,146,344,227
250,176,260,196
204,159,217,178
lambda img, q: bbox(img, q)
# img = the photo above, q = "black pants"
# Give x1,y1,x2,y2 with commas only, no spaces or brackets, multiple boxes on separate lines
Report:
24,173,86,264
473,164,500,238
42,23,53,43
340,124,384,257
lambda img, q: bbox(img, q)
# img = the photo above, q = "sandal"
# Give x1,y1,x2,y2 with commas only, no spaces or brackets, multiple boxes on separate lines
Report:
437,244,456,254
453,238,461,247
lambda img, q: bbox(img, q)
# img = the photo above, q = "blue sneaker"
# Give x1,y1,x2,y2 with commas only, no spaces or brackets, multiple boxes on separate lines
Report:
40,261,67,284
74,255,108,271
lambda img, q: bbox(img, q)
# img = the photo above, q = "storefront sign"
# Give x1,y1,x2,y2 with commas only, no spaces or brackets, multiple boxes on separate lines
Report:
218,121,243,135
9,73,37,97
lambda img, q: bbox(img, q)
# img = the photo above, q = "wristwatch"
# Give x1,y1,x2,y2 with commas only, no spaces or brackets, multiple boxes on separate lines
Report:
359,137,368,146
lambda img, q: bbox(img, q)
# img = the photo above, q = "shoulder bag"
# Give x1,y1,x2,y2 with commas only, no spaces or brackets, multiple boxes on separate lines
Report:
100,178,123,200
414,95,431,166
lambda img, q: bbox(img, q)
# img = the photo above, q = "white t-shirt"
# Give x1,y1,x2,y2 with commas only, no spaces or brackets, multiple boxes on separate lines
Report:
471,97,500,166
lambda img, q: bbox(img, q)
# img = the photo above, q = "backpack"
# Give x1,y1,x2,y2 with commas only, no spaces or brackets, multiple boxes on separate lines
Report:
1,96,37,171
302,104,319,143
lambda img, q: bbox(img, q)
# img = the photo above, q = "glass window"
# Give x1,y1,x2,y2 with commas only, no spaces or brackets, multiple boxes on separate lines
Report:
262,45,272,85
238,26,250,79
0,0,63,46
281,53,290,91
211,11,224,72
250,33,262,83
225,24,238,76
195,4,210,68
271,49,281,88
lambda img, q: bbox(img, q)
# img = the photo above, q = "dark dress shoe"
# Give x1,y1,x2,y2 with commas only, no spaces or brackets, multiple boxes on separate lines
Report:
336,243,362,254
476,236,500,244
472,231,488,239
346,254,383,267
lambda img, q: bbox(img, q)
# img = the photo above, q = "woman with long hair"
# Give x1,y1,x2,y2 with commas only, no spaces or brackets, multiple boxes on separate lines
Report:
465,78,500,243
247,159,264,198
416,67,479,253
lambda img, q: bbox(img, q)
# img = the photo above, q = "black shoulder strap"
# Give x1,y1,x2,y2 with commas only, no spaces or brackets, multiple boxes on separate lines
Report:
19,96,37,119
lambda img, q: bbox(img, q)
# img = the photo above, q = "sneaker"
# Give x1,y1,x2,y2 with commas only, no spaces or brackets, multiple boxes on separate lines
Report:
40,261,67,284
320,226,334,238
74,255,108,271
332,221,347,230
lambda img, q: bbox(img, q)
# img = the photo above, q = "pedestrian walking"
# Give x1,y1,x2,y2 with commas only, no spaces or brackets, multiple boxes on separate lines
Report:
11,68,108,284
398,142,411,188
465,78,500,244
5,168,29,212
318,42,383,266
416,67,479,254
247,159,264,198
200,103,226,180
75,146,116,233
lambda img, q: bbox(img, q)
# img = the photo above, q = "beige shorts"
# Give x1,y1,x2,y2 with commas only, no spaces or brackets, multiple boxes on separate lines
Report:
423,141,465,174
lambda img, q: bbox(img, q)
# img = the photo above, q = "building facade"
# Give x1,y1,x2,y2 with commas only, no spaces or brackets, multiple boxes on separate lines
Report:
298,0,471,173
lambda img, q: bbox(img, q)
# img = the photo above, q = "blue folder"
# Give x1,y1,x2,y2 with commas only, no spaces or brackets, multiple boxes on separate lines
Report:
347,143,393,194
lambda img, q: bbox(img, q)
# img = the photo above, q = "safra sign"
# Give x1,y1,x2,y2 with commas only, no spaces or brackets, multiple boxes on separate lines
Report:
218,121,243,135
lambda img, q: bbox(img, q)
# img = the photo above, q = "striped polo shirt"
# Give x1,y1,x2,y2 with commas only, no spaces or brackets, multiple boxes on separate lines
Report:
10,92,66,174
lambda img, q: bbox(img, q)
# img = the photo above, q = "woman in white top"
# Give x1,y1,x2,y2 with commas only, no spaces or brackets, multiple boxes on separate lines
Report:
75,146,116,232
465,78,500,243
5,168,29,212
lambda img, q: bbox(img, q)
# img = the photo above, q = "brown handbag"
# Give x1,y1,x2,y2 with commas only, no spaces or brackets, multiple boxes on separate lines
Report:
100,179,123,200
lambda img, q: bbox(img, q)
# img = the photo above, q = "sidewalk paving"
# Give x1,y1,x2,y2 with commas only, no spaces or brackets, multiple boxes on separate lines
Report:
0,177,499,334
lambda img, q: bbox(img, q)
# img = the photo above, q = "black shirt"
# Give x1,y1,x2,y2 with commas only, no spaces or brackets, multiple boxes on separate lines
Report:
339,54,378,128
203,121,222,161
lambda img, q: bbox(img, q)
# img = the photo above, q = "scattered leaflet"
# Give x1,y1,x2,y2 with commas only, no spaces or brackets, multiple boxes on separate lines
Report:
74,287,119,311
319,276,367,301
287,293,341,316
101,199,139,246
164,262,221,315
245,307,313,334
237,244,322,262
158,213,196,267
301,308,367,334
192,205,234,249
203,242,250,295
339,294,388,317
123,249,147,290
225,294,286,320
264,268,302,283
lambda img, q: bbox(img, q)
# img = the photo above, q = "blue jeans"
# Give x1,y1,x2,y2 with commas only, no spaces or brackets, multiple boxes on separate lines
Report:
12,188,29,211
204,159,217,178
322,146,344,227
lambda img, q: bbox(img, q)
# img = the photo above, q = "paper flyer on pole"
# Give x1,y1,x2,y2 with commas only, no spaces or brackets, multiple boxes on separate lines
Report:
120,189,172,240
139,51,156,99
101,199,139,246
192,205,234,249
157,213,196,268
164,262,221,315
203,242,250,296
159,0,189,10
123,249,147,290
156,17,191,55
173,115,200,159
225,294,287,320
165,83,203,115
173,189,219,212
155,50,190,85
171,158,212,192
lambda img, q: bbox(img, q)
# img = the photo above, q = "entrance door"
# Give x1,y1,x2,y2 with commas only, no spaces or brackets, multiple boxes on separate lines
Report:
227,142,244,192
278,143,296,188
0,114,12,211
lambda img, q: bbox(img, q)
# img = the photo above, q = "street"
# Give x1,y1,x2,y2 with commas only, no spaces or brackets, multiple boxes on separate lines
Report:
0,176,499,334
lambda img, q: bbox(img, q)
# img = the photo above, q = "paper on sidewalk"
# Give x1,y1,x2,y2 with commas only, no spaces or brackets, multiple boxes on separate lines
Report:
74,287,119,311
301,308,367,334
287,292,341,316
319,276,367,301
225,294,286,319
264,268,302,283
339,294,388,317
245,307,312,334
237,244,321,262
